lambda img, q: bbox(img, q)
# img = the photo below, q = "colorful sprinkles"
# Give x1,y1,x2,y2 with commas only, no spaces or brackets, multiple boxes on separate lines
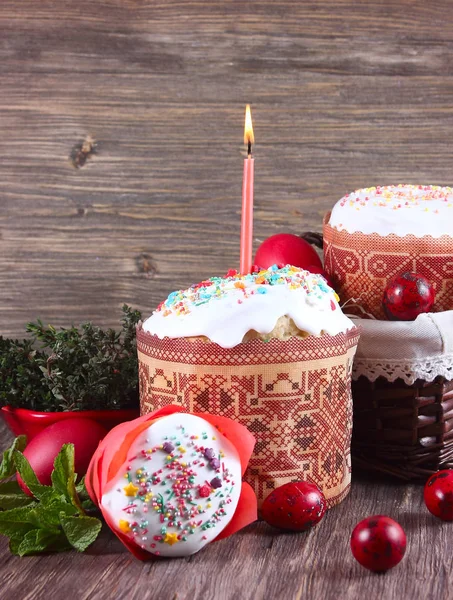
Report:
338,184,453,214
113,423,237,555
155,265,337,318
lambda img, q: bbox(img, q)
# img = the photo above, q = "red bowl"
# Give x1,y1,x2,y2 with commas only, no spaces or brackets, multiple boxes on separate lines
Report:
1,406,140,441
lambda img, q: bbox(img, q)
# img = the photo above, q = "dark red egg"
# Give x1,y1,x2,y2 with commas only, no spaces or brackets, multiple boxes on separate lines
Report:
17,417,107,496
261,481,327,532
424,470,453,521
254,234,323,272
350,515,407,572
382,271,435,321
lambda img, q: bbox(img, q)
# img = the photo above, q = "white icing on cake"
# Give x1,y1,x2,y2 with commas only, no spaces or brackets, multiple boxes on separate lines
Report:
101,413,242,558
329,184,453,237
143,265,354,348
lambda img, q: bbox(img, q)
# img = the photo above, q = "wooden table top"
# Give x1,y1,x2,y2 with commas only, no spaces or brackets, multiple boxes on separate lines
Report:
1,420,447,600
1,1,453,598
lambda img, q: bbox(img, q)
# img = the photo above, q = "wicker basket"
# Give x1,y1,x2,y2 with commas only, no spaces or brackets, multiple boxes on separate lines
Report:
300,230,453,480
352,376,453,480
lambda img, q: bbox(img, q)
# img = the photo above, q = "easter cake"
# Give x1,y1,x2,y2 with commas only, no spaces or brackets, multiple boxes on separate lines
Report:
137,265,359,508
323,184,453,318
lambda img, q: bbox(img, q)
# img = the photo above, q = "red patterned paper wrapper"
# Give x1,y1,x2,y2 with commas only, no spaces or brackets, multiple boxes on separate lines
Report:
137,325,359,508
323,212,453,319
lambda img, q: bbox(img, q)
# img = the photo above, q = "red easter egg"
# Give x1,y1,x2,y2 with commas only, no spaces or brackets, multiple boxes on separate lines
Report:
350,516,407,572
261,481,327,532
17,417,107,496
254,234,323,271
382,272,435,321
424,470,453,521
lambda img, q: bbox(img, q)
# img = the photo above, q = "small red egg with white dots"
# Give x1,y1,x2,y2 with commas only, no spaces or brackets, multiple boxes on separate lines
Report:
424,470,453,521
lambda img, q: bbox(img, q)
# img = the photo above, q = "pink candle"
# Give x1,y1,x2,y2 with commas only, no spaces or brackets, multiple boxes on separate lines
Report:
240,104,255,275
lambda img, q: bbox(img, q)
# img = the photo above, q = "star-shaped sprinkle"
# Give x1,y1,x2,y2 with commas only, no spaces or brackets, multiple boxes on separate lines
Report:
119,520,131,533
164,532,179,546
123,482,139,497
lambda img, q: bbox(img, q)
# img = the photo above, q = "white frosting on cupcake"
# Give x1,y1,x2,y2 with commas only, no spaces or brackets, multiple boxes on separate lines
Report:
101,413,242,558
143,265,354,348
329,184,453,237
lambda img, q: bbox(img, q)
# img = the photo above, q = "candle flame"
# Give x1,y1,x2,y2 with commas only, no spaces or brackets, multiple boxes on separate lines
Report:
244,104,254,147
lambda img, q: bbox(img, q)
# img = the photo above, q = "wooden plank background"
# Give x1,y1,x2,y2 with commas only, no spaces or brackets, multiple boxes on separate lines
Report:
1,1,453,599
3,0,453,336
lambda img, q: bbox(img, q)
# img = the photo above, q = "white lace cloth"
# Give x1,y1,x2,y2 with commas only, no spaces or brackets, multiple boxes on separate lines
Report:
351,312,453,385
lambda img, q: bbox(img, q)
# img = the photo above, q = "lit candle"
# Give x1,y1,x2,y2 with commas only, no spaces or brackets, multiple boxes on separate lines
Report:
240,104,255,275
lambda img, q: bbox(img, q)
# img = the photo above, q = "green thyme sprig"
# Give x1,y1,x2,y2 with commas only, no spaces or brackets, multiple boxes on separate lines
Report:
0,339,52,410
0,305,141,412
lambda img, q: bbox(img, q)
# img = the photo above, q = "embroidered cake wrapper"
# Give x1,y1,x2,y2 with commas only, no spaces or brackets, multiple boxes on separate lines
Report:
323,212,453,319
137,325,359,508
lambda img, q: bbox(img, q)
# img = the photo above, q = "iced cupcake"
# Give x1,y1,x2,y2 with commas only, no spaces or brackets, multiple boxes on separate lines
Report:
137,265,359,507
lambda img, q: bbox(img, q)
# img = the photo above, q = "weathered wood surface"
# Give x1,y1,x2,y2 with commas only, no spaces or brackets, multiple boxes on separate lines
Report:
1,1,453,598
3,0,453,336
0,420,450,600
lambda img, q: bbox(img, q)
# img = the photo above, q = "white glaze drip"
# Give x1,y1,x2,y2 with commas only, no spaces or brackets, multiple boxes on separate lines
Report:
143,266,354,348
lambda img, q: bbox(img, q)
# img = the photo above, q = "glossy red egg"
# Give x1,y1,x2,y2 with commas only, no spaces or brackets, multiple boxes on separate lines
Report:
254,234,323,272
350,515,407,572
17,417,107,496
424,470,453,521
382,272,435,321
261,481,327,532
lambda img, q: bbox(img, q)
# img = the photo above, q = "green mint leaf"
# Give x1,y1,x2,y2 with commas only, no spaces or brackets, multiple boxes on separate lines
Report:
0,481,35,510
0,436,27,480
51,443,74,496
81,498,97,512
9,537,21,554
17,529,62,557
35,500,78,520
0,504,37,523
51,443,83,513
28,505,63,532
0,442,100,556
13,451,51,500
0,480,25,494
0,521,35,538
59,513,102,552
0,495,33,510
76,477,97,511
75,476,90,501
34,488,61,507
0,506,37,538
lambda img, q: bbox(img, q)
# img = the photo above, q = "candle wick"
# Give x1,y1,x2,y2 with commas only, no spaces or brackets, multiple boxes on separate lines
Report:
247,140,252,157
